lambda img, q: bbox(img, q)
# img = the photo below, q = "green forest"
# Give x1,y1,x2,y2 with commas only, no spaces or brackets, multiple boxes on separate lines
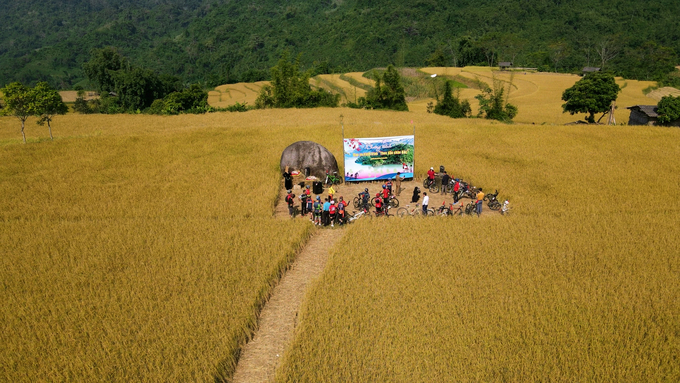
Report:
1,0,679,89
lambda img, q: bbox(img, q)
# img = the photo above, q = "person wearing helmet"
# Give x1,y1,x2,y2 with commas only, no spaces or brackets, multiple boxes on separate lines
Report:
427,167,436,188
337,196,347,225
305,189,314,219
381,183,390,206
359,188,370,211
329,200,337,227
285,190,296,218
313,196,323,225
374,193,383,215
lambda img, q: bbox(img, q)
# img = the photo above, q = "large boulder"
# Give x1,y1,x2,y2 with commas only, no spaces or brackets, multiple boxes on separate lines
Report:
280,141,339,179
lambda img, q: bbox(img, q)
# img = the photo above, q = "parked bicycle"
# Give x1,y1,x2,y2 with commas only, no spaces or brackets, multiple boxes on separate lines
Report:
397,203,434,217
423,177,439,193
485,189,502,210
347,206,372,223
324,170,343,186
374,204,393,218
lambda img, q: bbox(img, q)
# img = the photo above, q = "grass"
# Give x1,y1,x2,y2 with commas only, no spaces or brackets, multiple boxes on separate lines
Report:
276,120,680,382
2,105,679,382
0,113,319,381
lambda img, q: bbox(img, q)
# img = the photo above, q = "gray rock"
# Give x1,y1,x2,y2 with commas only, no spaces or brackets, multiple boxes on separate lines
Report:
280,141,339,179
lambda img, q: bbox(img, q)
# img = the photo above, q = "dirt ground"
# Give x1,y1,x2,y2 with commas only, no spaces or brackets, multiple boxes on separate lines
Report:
276,176,502,219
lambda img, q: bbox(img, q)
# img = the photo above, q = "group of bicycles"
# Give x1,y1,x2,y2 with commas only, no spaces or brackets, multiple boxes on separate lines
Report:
347,178,510,223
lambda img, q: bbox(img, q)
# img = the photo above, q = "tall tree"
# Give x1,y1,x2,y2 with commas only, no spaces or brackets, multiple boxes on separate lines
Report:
656,95,680,125
561,72,621,123
31,82,68,140
475,75,518,122
82,47,128,93
0,82,36,144
434,80,471,118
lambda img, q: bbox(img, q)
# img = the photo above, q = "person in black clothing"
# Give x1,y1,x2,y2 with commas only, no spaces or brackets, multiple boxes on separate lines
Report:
285,190,296,217
411,186,421,203
440,171,450,195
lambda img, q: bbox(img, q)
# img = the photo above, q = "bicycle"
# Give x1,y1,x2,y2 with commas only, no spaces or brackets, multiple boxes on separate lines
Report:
397,203,434,217
484,190,502,211
464,201,478,215
436,202,464,217
347,207,372,223
374,204,393,218
422,177,439,193
324,170,343,186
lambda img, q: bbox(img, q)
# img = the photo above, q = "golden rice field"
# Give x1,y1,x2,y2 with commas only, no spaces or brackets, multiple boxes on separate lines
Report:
2,107,679,382
208,66,662,126
275,114,680,382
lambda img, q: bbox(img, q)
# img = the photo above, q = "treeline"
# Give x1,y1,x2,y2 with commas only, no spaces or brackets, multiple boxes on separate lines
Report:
1,0,679,89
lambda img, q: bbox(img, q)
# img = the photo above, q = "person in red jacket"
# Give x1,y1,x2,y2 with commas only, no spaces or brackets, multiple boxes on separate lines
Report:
329,201,337,227
381,184,390,206
426,167,436,188
374,195,383,215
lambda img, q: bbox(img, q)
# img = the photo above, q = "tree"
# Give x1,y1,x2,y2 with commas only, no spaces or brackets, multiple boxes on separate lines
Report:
656,95,680,125
31,82,68,140
360,65,408,111
0,82,36,144
434,80,471,118
475,76,518,122
82,47,127,93
561,72,621,123
255,52,339,109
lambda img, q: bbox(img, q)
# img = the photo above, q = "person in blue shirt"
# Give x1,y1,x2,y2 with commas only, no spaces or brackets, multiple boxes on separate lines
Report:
322,198,331,226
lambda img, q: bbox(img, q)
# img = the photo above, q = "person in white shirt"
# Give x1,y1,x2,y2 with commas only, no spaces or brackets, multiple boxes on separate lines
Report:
422,192,429,215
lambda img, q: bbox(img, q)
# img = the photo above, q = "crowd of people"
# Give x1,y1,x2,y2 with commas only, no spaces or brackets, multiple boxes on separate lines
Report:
284,168,505,224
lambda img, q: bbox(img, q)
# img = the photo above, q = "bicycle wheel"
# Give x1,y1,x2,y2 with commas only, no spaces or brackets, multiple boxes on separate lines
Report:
397,207,409,217
437,208,450,217
389,198,399,208
429,185,439,193
426,209,435,216
335,176,343,185
353,197,361,209
489,200,501,211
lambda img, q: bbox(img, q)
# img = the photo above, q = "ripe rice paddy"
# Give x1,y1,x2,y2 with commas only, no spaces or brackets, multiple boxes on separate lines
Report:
1,74,679,381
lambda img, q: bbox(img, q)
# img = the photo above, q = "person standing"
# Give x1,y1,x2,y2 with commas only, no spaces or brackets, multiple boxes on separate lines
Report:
427,167,436,188
305,193,314,220
422,192,429,215
381,185,390,207
453,179,460,203
394,172,404,196
300,190,308,216
321,198,331,226
285,190,296,218
313,196,323,225
440,171,450,195
475,188,485,217
329,201,337,227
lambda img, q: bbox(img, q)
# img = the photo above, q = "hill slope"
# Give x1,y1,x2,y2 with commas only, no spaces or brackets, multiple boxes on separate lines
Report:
1,0,679,88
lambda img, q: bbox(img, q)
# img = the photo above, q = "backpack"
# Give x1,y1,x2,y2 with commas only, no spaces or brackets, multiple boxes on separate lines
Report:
285,194,294,205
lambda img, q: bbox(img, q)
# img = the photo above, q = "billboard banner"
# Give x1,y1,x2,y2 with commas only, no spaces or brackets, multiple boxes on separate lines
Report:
343,135,414,182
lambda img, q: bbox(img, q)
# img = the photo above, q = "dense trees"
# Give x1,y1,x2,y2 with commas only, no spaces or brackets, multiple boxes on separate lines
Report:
255,53,339,109
561,72,621,123
476,78,518,122
433,81,471,118
349,66,409,111
1,0,679,89
656,96,680,125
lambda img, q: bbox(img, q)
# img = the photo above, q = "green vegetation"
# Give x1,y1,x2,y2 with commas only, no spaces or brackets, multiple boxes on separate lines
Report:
255,53,340,109
1,0,679,89
433,80,471,118
476,78,518,122
349,65,408,111
561,72,621,123
656,95,680,124
0,82,67,143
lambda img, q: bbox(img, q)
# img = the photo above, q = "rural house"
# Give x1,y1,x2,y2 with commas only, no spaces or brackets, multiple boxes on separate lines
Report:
582,67,600,75
499,62,513,70
627,105,680,126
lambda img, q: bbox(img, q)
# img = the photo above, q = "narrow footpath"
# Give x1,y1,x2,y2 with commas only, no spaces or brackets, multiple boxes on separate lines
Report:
231,227,344,383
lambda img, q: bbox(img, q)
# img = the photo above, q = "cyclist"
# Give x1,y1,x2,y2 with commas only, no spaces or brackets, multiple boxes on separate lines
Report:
285,190,296,218
329,201,337,227
322,197,331,226
381,184,390,207
313,196,323,225
374,194,384,215
359,188,370,211
300,189,308,216
328,185,336,201
337,196,347,225
386,179,393,194
426,167,436,188
305,192,314,220
452,179,461,203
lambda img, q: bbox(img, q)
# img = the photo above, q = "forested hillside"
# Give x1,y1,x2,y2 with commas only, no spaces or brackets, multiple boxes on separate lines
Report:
1,0,679,89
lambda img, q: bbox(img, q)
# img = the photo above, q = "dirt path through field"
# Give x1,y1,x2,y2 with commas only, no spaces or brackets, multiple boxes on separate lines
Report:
231,226,344,383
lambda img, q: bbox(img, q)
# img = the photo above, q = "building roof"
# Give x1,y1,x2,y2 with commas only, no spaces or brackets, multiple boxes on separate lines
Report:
582,67,601,72
627,105,659,118
499,62,513,67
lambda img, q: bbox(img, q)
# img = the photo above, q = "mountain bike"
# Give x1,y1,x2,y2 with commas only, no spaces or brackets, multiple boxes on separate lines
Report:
324,170,343,186
347,207,372,223
374,204,393,218
423,177,439,193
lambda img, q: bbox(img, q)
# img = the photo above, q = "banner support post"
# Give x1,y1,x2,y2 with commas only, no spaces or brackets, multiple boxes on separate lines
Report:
340,114,345,180
412,120,416,180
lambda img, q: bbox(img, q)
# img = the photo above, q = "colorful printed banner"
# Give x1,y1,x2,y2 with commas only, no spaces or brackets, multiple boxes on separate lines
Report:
343,135,414,182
